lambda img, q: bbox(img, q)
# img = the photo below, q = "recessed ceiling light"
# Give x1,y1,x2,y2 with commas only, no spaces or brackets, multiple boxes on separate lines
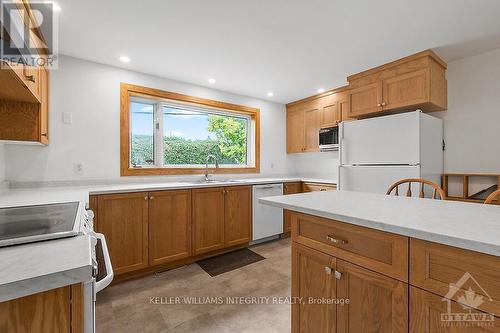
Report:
318,88,325,93
119,55,130,63
208,78,216,84
52,3,61,12
267,92,274,97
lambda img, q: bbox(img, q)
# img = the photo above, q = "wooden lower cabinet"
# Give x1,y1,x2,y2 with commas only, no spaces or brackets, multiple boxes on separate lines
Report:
95,185,253,279
336,259,408,332
283,182,303,233
97,192,149,275
192,187,226,255
410,287,500,332
292,244,336,333
224,186,252,247
0,284,83,333
302,182,337,193
292,244,408,333
149,190,191,266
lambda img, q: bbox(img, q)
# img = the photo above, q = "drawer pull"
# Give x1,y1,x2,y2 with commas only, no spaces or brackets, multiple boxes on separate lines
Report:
326,235,348,245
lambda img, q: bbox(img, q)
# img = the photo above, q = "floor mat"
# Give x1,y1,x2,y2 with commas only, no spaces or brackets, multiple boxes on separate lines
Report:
197,248,265,277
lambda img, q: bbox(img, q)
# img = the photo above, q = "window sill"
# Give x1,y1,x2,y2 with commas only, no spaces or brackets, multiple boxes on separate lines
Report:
121,166,260,176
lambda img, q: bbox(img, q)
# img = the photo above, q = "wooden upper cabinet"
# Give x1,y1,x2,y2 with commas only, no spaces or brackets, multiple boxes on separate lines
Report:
336,259,408,333
338,92,354,123
286,87,351,153
192,187,225,255
292,244,337,333
382,68,429,111
224,186,252,247
303,104,320,152
0,3,50,145
149,190,191,266
348,50,447,118
97,192,149,275
349,82,383,117
319,95,340,128
286,107,305,153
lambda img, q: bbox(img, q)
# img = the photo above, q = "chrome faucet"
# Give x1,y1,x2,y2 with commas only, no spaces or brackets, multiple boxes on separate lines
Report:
205,154,219,181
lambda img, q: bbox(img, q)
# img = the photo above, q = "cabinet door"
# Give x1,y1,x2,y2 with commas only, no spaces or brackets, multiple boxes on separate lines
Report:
224,186,252,247
192,187,225,255
304,103,320,152
410,287,500,332
287,108,305,153
292,243,336,333
98,192,149,275
338,95,354,123
283,182,302,233
39,67,48,144
336,259,408,333
23,65,41,101
349,82,383,117
149,190,191,266
320,96,340,128
0,286,71,333
382,68,429,111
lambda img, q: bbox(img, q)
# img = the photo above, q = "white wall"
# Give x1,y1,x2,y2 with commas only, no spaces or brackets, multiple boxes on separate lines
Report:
431,47,500,173
4,56,290,183
288,152,339,178
0,144,5,182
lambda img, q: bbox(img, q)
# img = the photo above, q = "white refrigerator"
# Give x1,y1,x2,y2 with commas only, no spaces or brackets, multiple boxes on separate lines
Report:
338,111,443,194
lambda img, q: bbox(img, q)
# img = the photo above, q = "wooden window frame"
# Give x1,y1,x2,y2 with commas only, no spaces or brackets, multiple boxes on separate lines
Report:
120,83,260,176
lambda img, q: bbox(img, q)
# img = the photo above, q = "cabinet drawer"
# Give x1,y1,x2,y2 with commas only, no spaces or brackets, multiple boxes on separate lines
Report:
411,239,500,316
291,212,408,281
302,182,337,192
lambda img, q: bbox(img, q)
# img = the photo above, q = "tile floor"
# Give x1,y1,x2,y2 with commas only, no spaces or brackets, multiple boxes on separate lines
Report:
96,238,291,333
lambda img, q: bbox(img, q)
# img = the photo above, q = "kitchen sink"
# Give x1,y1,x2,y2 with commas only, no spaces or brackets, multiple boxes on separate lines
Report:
188,179,241,184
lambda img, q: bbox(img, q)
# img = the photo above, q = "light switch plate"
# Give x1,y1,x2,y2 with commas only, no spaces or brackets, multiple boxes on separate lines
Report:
62,112,73,124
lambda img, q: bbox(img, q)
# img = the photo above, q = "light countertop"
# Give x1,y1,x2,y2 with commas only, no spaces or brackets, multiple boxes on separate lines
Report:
260,190,500,257
0,235,93,302
0,175,336,301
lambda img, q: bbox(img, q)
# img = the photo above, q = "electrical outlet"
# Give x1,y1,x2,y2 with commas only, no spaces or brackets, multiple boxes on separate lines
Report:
73,163,83,175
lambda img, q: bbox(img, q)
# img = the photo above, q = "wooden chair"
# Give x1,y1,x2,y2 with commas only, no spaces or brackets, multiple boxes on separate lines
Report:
386,179,446,200
484,189,500,205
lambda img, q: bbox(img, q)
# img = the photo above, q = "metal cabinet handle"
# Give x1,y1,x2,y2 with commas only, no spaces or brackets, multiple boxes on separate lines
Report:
377,103,382,107
334,270,342,280
381,102,386,106
324,266,332,275
144,196,148,200
326,235,348,245
25,75,35,83
150,196,154,200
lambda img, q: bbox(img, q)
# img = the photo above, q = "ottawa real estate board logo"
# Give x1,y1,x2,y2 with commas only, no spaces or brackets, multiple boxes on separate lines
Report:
1,0,58,68
441,272,495,327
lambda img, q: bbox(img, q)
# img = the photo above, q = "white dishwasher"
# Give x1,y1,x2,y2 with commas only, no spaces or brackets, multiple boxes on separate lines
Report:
252,183,283,243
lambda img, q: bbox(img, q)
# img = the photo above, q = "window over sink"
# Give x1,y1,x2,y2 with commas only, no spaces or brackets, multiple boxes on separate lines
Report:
121,83,260,176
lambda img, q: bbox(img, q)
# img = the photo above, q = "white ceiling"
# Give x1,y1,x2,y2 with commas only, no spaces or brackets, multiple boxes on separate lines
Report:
57,0,500,103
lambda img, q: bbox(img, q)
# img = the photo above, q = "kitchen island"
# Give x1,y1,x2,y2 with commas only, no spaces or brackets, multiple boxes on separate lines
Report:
260,190,500,332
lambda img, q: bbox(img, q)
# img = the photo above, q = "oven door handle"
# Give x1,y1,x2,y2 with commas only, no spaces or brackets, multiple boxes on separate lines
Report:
94,232,114,293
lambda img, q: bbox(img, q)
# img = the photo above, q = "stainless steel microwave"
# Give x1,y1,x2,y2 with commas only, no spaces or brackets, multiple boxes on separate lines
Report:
319,127,339,151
